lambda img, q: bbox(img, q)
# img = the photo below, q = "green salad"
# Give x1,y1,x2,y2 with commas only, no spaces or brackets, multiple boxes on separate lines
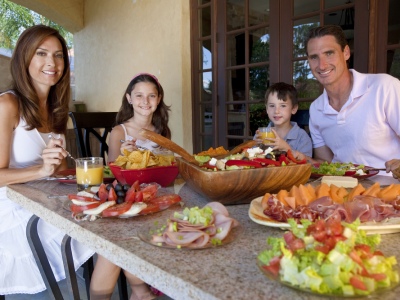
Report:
258,219,399,296
312,162,365,176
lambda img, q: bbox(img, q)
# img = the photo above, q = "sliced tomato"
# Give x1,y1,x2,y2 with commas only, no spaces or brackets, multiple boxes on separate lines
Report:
325,219,343,236
349,276,367,291
108,188,117,201
315,245,330,254
367,273,387,281
112,179,119,187
134,190,144,202
148,194,181,209
142,184,159,202
98,183,108,201
138,202,162,215
131,180,140,192
68,194,95,201
312,230,327,242
263,257,281,277
349,250,363,266
125,188,136,203
102,202,132,217
70,202,102,213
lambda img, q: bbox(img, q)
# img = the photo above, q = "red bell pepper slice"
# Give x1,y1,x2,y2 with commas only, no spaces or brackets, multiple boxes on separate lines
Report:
225,160,262,168
252,158,281,167
278,155,290,165
286,149,307,164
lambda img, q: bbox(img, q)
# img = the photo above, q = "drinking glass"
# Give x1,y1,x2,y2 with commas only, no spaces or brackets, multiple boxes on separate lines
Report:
75,157,104,192
258,127,276,145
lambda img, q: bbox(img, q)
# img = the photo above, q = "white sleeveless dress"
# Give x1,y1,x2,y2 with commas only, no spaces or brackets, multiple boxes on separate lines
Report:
0,96,93,294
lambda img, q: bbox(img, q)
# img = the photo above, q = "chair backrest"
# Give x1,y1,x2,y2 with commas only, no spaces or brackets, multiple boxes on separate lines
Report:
68,111,117,160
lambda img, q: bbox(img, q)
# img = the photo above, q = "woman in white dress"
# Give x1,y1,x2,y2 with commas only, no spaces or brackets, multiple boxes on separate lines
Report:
0,25,94,296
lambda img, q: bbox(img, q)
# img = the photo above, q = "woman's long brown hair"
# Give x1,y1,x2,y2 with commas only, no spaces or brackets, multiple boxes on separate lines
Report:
9,24,71,133
116,74,171,138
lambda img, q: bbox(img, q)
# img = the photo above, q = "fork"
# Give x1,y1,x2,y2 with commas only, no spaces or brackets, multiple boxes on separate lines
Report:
49,133,76,161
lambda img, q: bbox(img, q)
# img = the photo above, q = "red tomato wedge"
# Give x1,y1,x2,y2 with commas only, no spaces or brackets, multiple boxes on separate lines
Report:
102,202,133,217
68,194,96,201
98,184,108,201
70,201,103,213
141,184,159,202
138,203,163,215
147,194,181,209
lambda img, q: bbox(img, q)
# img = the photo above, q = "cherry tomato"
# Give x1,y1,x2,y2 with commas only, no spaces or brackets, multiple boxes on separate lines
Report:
98,184,108,201
102,202,132,217
262,256,281,277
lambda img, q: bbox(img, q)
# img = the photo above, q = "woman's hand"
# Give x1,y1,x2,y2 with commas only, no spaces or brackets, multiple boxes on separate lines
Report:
385,159,400,179
39,138,67,177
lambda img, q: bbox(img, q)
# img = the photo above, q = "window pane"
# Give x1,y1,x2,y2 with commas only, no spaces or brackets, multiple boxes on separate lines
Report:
200,104,213,150
388,49,400,80
227,106,247,148
294,0,319,16
249,102,268,137
200,6,211,37
227,33,245,67
293,19,320,58
249,0,270,27
249,27,269,63
201,71,212,98
293,61,321,100
201,41,212,70
227,0,245,31
324,0,350,9
227,69,246,101
250,65,269,100
388,0,400,45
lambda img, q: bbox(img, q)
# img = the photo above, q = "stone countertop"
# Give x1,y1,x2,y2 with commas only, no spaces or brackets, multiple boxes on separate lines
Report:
6,179,400,300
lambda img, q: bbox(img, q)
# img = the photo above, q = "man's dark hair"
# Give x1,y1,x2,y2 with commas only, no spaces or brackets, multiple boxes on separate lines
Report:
305,25,348,55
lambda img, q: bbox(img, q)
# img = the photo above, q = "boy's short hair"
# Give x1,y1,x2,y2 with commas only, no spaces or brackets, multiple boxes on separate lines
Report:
264,82,298,107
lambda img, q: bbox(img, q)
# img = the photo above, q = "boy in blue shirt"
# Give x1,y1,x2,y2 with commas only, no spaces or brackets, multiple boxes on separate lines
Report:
255,82,312,157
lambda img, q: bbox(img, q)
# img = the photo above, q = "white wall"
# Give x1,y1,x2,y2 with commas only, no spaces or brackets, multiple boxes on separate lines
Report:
74,0,192,151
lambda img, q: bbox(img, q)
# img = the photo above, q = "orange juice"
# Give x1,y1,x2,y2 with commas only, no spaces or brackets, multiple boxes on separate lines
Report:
259,131,276,139
75,157,103,191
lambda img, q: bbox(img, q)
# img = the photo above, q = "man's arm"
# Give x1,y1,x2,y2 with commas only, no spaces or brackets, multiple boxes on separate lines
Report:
313,145,334,163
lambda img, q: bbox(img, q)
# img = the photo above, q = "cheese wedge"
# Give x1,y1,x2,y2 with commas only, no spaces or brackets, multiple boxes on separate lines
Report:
321,176,358,188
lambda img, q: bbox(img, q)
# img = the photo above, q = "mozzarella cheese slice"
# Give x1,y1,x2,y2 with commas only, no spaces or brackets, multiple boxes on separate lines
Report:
120,202,147,217
321,176,358,188
84,201,116,215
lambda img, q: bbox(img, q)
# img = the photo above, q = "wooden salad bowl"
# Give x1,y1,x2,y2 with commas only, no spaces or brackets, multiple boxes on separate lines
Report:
177,157,311,205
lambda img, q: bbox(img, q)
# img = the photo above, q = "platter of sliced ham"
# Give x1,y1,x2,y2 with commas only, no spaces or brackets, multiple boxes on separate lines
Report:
249,196,400,235
138,202,242,249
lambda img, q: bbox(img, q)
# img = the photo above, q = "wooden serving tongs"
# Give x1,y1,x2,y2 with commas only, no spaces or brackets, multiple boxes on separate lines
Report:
212,139,259,159
139,128,199,165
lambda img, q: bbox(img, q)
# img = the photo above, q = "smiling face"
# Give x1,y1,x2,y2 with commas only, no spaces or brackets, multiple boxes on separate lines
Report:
306,35,350,88
28,36,65,92
266,92,298,126
126,81,161,117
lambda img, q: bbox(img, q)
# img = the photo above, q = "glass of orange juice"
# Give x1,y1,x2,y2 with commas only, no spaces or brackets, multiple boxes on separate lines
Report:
258,127,276,145
75,157,104,192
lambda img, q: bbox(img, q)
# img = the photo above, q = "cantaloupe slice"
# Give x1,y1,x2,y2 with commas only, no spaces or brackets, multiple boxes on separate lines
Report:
316,183,331,198
261,193,272,210
347,184,366,201
363,182,381,197
377,184,400,202
329,184,343,203
337,187,349,201
290,185,303,206
299,184,314,205
276,189,289,206
285,196,296,210
306,184,317,201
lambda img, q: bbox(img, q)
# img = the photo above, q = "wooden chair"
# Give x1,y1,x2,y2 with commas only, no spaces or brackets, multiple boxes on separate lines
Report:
68,111,117,160
67,111,129,299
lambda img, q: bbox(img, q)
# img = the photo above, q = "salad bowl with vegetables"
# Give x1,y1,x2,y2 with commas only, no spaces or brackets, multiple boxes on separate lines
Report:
258,218,399,297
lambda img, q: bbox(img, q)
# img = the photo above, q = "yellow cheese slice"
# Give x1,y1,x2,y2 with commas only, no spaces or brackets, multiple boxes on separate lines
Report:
321,176,358,188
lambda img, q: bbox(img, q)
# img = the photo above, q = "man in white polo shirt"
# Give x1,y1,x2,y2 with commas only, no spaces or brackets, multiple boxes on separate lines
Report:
305,25,400,179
